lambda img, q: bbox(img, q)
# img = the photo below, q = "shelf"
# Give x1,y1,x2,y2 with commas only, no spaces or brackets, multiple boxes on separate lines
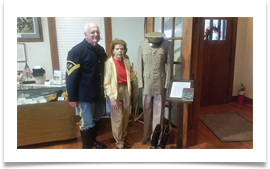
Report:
17,83,66,91
17,84,67,105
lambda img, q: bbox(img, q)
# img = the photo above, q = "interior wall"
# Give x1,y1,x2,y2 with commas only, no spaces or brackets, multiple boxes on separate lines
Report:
17,17,53,81
111,17,145,102
233,17,253,99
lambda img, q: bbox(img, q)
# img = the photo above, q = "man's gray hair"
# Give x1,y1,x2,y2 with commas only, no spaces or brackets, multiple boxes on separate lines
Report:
84,22,99,34
84,23,89,34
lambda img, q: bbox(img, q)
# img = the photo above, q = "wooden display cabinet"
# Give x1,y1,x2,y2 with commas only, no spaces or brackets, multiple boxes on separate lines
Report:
17,84,77,147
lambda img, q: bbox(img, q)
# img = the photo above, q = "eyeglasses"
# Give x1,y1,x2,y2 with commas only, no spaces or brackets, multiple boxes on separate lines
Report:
88,31,100,35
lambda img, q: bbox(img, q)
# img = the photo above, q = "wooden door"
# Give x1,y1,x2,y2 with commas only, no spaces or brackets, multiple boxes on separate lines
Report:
200,17,236,106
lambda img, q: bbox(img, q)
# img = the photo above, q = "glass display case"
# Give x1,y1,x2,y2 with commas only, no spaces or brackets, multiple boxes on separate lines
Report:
17,84,77,147
17,84,67,105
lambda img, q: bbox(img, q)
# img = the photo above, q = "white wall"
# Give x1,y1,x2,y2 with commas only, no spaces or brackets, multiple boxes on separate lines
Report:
233,17,253,99
17,17,53,81
111,17,145,102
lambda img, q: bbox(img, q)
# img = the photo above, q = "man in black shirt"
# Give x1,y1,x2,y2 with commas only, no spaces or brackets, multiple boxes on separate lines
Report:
66,22,107,149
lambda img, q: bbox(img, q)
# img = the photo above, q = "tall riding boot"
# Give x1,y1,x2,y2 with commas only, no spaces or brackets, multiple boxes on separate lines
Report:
158,125,171,149
92,121,107,149
80,128,94,149
150,124,162,149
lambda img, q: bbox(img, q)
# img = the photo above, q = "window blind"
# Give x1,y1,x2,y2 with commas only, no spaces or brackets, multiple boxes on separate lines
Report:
55,17,105,75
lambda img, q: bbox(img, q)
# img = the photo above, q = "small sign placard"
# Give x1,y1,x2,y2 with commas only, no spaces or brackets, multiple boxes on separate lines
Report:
58,97,65,101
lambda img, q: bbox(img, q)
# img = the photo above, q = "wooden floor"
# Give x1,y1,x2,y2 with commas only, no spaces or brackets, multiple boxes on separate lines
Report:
18,102,253,149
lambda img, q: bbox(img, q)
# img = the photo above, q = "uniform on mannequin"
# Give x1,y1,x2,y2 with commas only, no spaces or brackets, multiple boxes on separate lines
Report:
137,32,173,147
147,33,164,48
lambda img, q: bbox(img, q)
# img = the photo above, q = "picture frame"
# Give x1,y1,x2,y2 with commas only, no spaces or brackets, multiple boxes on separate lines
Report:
181,88,195,101
17,43,26,62
166,79,194,103
17,17,43,42
53,70,62,85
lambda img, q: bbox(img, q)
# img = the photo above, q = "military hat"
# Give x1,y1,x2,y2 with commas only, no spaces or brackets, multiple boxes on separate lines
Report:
145,32,165,44
145,32,165,38
32,67,46,77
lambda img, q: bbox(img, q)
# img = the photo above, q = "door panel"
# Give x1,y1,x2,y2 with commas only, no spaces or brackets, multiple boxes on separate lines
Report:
201,17,233,106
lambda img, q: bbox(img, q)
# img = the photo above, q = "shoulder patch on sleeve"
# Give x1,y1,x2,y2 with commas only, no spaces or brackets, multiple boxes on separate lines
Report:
66,60,80,75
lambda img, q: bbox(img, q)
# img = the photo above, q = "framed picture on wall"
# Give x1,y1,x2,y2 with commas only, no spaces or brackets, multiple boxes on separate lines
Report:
17,43,26,62
17,17,43,42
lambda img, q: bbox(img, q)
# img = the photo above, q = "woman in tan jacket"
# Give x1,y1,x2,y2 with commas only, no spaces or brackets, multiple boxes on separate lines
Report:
104,38,135,149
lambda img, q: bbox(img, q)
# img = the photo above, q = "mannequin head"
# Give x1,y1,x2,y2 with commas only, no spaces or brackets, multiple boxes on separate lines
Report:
147,37,163,43
145,32,165,47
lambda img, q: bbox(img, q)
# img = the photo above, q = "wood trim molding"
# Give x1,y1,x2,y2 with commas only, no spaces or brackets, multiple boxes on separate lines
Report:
181,17,193,80
144,17,154,34
228,18,238,103
47,17,60,71
104,17,112,57
187,17,204,147
161,17,164,33
181,17,193,148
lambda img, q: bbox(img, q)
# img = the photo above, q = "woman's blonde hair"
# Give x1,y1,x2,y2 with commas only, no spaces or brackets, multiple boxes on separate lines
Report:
110,38,128,56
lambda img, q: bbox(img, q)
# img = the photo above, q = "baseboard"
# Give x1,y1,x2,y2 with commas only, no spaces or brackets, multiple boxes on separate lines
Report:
231,96,253,105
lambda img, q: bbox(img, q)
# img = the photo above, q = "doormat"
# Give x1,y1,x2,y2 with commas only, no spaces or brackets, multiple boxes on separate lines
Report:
199,113,253,142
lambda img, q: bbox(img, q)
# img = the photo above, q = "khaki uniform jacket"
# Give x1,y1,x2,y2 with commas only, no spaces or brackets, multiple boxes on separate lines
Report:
104,56,132,100
137,39,173,94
